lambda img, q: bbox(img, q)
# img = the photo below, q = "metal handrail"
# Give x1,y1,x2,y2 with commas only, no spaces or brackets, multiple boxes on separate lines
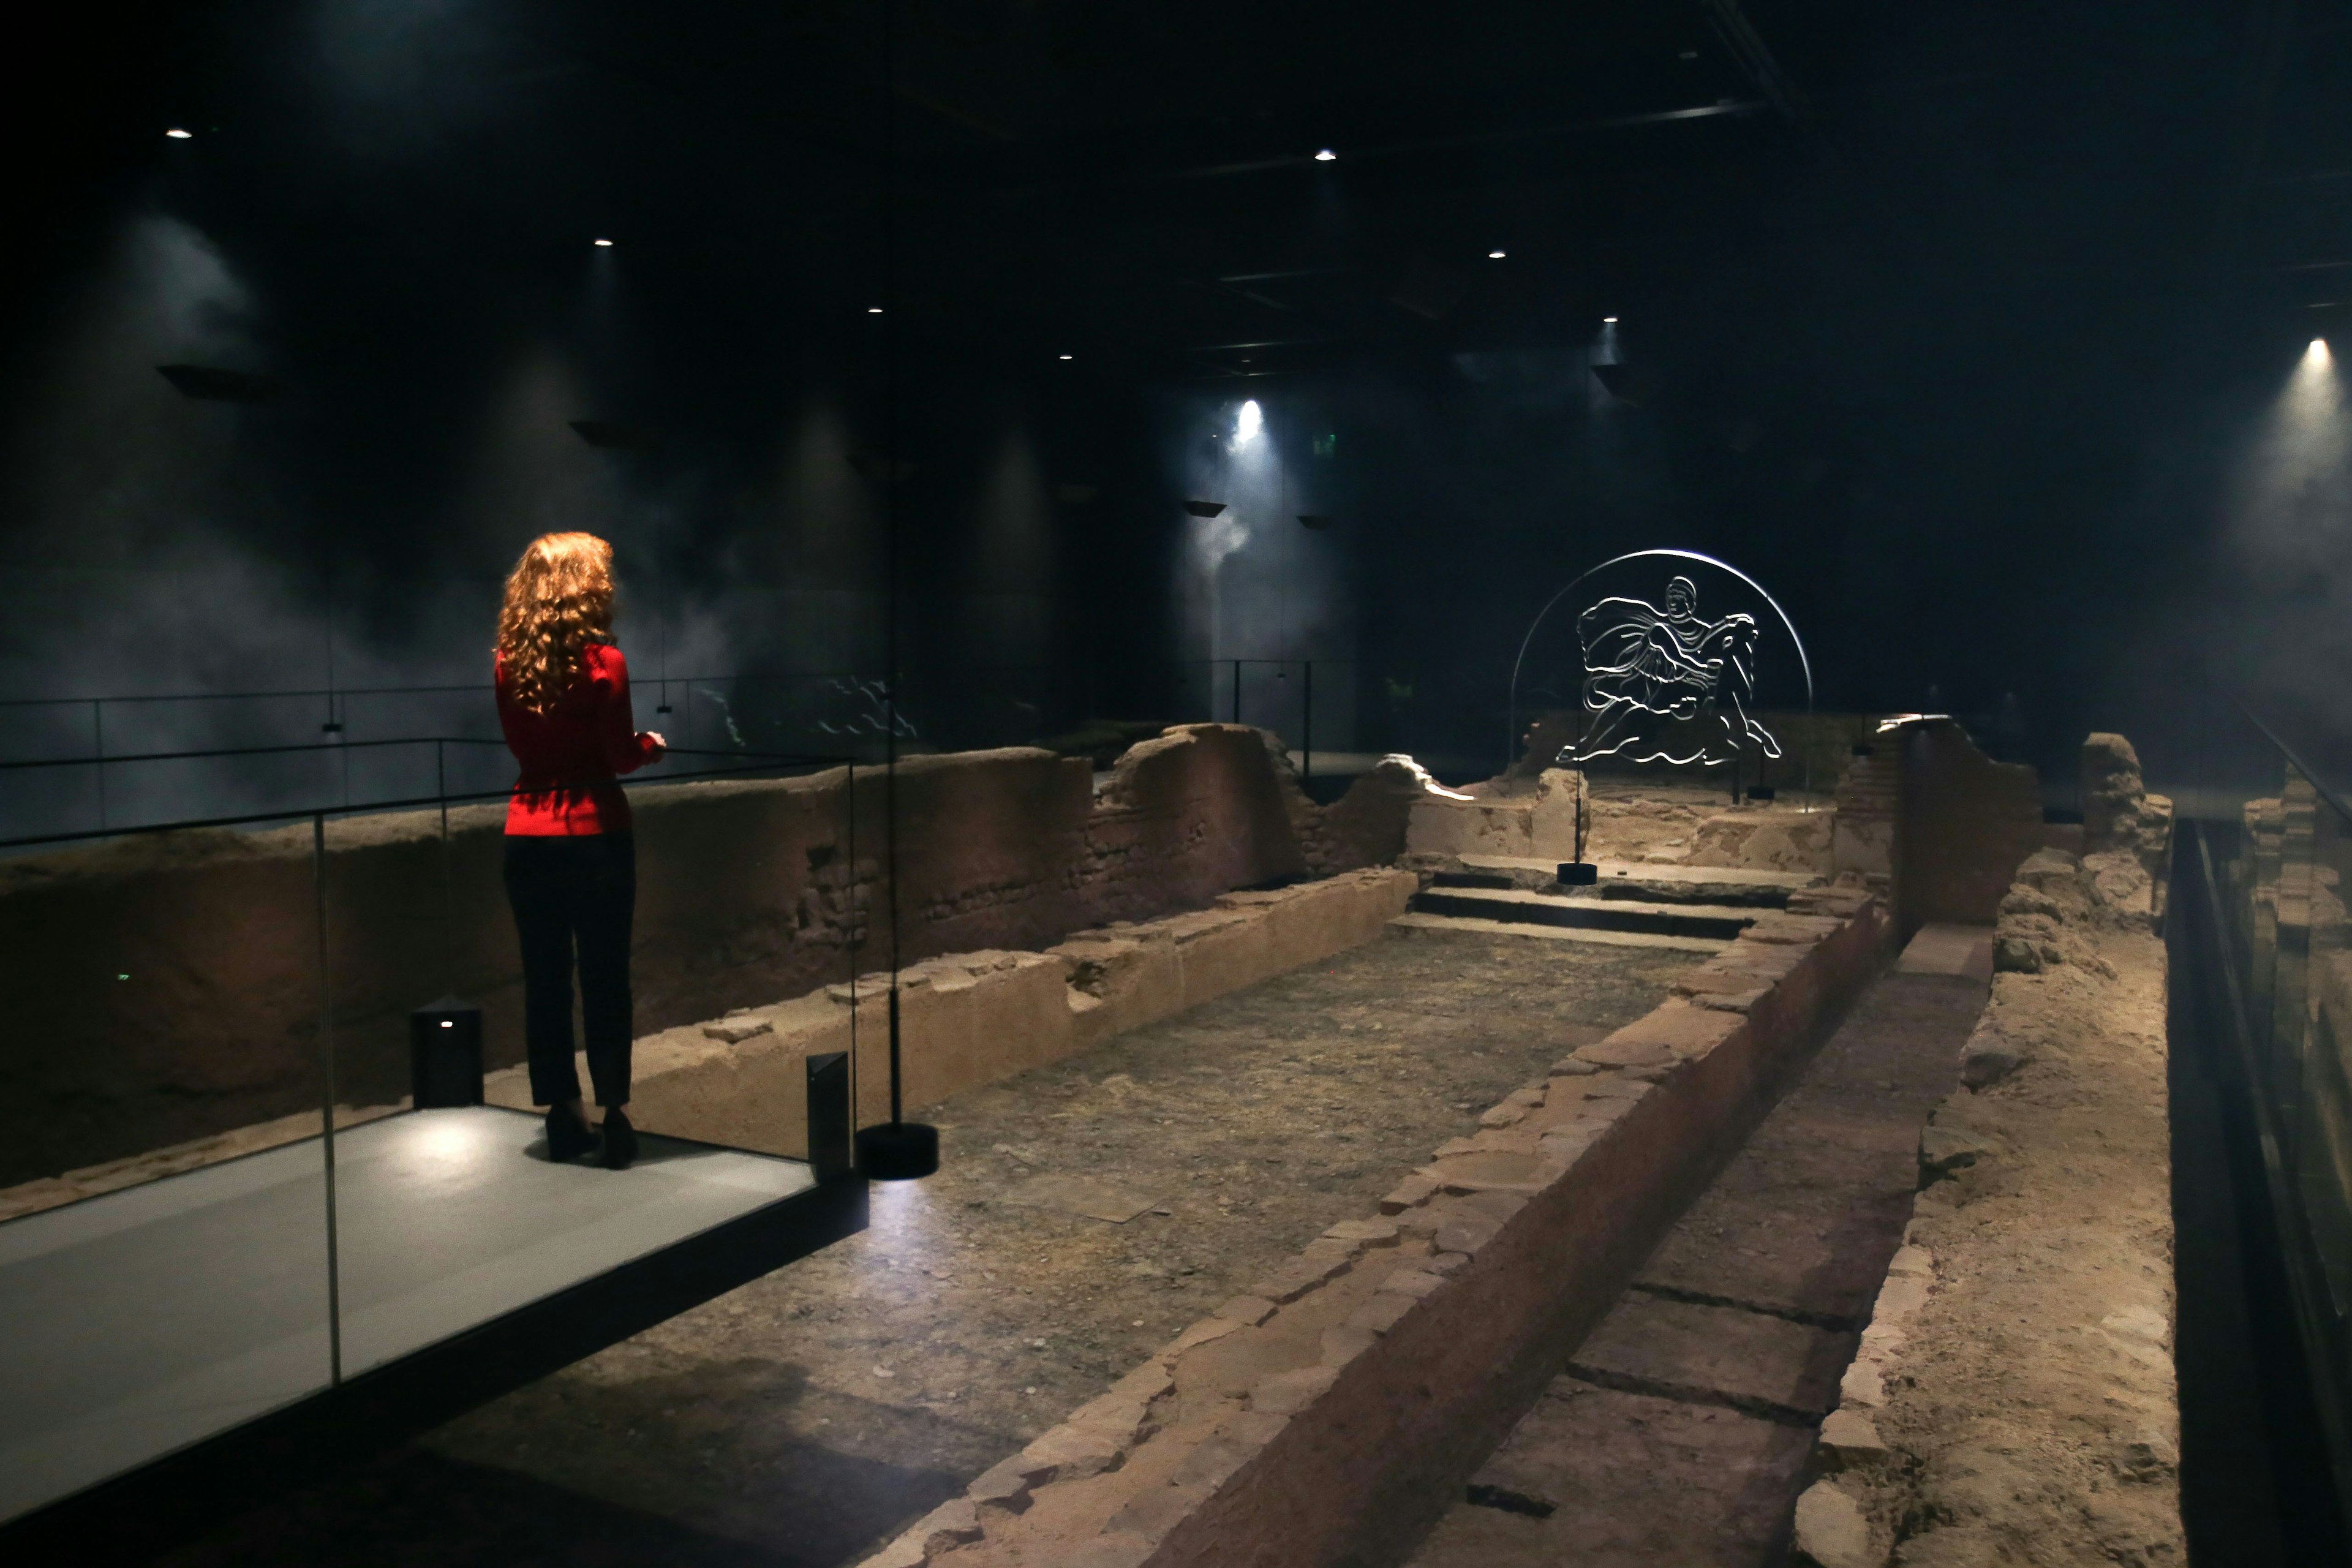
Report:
2237,701,2352,829
0,743,849,851
0,734,790,774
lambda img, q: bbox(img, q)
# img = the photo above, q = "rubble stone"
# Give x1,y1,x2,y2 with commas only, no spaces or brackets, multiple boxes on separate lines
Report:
1789,1479,1874,1568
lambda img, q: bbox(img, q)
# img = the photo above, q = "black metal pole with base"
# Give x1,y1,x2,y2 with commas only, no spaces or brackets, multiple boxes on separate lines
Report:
851,0,937,1184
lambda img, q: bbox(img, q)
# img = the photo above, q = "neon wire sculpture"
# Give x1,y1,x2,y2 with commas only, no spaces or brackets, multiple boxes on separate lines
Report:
1506,548,1814,791
1574,574,1780,766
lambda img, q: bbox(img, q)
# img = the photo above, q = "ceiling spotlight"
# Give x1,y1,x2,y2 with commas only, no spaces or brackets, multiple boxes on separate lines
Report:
1313,148,1336,162
1488,250,1506,260
165,127,193,140
1235,399,1264,443
1603,315,1619,323
1058,353,1073,361
869,306,884,314
593,237,613,247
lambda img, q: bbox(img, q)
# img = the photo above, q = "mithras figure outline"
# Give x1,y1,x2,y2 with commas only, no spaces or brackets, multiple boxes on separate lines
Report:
1564,574,1783,767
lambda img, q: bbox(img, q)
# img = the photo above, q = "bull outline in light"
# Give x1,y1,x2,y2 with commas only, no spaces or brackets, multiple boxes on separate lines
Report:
1567,574,1782,767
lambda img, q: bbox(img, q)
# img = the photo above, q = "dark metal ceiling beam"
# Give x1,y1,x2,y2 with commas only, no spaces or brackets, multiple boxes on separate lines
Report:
1152,98,1768,183
1700,0,1808,123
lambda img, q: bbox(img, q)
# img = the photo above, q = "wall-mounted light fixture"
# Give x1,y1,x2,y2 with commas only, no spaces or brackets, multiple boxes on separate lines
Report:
568,420,658,450
157,365,280,402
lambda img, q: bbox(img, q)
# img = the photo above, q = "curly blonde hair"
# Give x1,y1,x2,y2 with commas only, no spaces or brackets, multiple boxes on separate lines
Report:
496,532,616,713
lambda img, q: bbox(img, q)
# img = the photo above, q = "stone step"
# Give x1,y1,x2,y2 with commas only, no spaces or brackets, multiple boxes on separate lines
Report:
1387,911,1729,953
1439,854,1814,908
1409,884,1758,943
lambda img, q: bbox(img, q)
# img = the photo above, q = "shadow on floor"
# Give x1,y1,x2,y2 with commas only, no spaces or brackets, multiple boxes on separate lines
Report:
147,1434,964,1568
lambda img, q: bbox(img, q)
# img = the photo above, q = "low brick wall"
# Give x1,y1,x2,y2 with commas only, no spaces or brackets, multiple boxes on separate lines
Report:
486,868,1420,1158
0,726,1430,1186
862,882,1895,1568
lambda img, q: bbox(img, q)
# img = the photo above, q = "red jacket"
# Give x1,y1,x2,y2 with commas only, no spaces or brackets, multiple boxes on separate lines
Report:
496,641,661,835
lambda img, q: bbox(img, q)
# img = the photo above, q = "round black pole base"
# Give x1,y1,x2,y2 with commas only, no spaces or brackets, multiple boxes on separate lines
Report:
856,1121,940,1181
1556,861,1600,886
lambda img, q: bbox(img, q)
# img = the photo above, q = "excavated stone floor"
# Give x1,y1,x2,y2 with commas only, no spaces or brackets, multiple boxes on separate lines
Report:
1405,967,1989,1568
146,925,1680,1568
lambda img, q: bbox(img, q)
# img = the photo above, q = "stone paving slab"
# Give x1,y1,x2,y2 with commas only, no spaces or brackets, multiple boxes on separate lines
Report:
1408,1378,1814,1568
1403,969,1989,1568
1568,1295,1856,1422
1632,1166,1919,1326
1389,911,1728,952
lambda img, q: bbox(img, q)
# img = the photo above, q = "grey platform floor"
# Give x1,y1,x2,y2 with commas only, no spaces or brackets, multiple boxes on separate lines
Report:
0,1106,812,1524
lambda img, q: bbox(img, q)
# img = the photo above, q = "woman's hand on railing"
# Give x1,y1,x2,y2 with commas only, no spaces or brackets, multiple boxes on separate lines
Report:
641,731,668,760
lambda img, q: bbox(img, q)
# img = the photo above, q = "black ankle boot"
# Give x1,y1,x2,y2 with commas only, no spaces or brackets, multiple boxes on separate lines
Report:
545,1103,596,1162
601,1108,638,1170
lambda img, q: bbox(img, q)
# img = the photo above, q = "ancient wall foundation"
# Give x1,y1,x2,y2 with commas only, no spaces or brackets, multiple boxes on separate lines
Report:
0,726,1432,1186
480,867,1420,1156
857,881,1897,1568
1795,840,2179,1567
1893,718,2045,929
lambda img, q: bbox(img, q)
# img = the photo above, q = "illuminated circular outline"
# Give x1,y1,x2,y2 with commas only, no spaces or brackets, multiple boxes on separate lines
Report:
1506,547,1814,771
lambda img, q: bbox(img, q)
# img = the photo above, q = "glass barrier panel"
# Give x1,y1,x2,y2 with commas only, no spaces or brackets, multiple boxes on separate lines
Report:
0,807,334,1525
2201,717,2352,1422
323,762,822,1378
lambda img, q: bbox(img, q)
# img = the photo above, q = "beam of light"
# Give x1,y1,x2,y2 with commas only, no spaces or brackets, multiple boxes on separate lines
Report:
2230,333,2347,570
1234,399,1263,443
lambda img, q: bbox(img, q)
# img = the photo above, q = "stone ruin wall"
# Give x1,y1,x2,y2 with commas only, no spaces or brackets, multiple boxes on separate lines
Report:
0,724,1430,1188
1893,718,2048,930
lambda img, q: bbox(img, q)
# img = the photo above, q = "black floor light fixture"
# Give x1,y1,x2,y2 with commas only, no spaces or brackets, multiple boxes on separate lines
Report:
852,0,938,1183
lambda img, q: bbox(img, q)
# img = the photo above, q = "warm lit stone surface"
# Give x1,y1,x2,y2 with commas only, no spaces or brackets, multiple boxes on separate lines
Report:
146,926,1676,1567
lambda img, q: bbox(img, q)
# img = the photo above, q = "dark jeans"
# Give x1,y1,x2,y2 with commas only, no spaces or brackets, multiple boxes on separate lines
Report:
502,832,636,1108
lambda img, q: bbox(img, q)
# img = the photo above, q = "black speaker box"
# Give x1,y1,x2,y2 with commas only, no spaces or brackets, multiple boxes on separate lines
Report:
410,997,484,1108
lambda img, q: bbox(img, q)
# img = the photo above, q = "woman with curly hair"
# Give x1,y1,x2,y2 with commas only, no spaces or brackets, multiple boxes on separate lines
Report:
494,532,665,1168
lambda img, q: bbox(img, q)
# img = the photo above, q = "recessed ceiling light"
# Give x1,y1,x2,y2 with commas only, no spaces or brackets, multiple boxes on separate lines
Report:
1058,354,1073,360
1603,315,1619,323
869,306,884,314
1488,250,1506,260
593,237,613,247
1313,148,1336,162
165,127,192,139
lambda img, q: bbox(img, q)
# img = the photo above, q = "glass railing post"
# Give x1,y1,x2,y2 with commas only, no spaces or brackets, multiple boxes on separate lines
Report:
313,810,344,1387
92,700,105,830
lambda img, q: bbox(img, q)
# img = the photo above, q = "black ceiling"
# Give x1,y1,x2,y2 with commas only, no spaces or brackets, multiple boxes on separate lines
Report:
7,1,2346,384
